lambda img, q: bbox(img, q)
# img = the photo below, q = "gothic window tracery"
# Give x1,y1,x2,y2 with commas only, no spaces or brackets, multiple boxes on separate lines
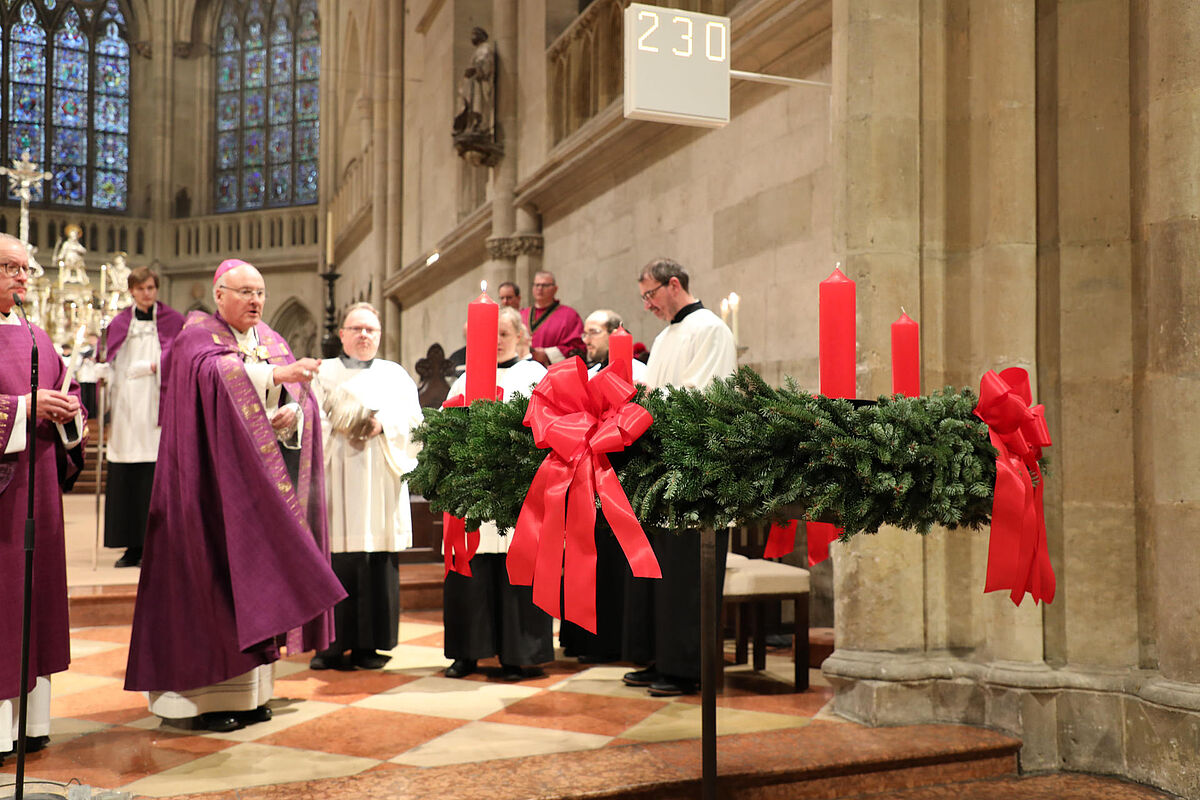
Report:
215,0,319,213
1,0,131,211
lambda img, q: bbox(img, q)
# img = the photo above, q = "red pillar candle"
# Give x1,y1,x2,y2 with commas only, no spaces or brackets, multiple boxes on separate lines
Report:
891,311,920,396
609,325,633,383
819,266,856,399
465,282,499,404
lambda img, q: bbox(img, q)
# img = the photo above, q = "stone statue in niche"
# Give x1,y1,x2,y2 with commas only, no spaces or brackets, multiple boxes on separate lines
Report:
452,27,503,167
53,224,89,286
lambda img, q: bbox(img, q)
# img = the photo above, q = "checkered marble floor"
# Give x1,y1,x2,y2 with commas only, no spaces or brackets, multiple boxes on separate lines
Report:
2,611,836,797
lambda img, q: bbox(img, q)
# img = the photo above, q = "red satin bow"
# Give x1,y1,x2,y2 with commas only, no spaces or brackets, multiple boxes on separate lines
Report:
975,367,1054,605
440,386,501,576
507,357,660,633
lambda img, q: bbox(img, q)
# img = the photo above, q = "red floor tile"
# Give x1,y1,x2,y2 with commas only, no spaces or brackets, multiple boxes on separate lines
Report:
0,726,232,787
50,681,151,724
256,706,466,760
483,690,665,736
67,645,131,680
70,626,133,644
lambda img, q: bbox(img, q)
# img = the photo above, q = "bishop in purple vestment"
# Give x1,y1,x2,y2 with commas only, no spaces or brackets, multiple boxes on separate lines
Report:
125,259,345,733
0,233,85,756
520,270,584,365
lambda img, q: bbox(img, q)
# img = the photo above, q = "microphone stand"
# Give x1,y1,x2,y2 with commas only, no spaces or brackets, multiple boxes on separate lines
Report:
12,294,38,800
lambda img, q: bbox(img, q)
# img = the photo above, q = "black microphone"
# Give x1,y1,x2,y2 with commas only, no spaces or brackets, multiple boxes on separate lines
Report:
12,288,39,799
12,291,37,534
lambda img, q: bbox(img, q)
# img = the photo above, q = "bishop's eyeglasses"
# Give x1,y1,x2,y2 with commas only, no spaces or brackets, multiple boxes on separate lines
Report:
1,262,31,277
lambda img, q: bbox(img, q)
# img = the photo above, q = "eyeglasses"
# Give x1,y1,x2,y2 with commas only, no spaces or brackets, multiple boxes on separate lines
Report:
581,328,607,338
0,262,31,277
640,282,667,303
532,282,556,289
342,326,380,336
219,285,267,300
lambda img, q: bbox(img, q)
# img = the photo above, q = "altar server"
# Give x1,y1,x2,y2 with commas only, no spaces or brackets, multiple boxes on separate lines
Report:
311,303,423,670
442,305,551,680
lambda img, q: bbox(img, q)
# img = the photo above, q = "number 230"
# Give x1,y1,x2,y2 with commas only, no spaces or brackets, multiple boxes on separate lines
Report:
637,10,727,63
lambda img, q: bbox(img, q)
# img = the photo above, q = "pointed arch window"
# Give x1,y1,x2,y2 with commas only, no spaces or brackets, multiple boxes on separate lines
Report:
1,0,132,211
215,0,318,212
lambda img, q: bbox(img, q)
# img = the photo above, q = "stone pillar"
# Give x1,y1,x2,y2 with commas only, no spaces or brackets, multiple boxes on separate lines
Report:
513,205,541,296
485,0,519,292
1038,0,1137,671
371,0,391,342
1134,0,1200,685
826,0,926,706
385,0,404,359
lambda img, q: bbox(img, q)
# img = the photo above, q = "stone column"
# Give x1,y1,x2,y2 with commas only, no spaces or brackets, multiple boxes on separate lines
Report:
484,0,519,292
1134,0,1200,686
825,0,926,720
371,0,391,339
385,0,404,358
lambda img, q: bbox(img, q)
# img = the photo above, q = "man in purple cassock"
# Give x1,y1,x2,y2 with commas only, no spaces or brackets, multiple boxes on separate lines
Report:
0,233,86,759
520,270,584,366
125,258,346,733
100,265,184,568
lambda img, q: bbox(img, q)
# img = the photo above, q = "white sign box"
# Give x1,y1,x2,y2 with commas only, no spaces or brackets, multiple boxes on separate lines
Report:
623,3,731,128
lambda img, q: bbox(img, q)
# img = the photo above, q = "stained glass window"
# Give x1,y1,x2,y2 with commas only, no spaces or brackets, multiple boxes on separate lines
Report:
215,0,318,212
1,0,131,211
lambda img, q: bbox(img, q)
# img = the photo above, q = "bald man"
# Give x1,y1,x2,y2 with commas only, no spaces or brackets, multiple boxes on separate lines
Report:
125,259,345,733
520,271,584,366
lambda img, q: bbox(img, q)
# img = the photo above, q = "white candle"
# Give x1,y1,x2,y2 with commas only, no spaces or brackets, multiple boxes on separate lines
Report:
728,291,740,344
720,297,730,324
326,211,335,265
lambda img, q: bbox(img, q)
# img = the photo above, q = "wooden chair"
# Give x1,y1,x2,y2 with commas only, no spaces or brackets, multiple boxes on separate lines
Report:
721,552,810,691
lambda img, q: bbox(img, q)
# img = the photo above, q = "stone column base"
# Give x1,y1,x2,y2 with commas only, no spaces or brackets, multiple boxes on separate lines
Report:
824,649,1200,798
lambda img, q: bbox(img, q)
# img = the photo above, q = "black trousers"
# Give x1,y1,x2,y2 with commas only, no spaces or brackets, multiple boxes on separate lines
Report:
103,461,155,549
443,553,554,666
559,527,626,660
623,529,728,681
325,551,401,653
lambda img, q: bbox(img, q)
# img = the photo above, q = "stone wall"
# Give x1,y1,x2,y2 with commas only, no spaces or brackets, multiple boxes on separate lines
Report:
822,2,1200,796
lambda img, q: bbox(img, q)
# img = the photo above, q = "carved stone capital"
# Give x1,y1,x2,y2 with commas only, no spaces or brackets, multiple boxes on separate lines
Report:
485,234,544,260
133,40,152,58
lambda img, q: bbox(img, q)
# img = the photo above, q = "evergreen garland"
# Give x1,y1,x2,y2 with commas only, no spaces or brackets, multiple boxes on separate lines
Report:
409,366,1002,538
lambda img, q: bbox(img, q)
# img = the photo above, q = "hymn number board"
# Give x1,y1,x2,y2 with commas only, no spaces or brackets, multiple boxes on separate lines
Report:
623,3,731,128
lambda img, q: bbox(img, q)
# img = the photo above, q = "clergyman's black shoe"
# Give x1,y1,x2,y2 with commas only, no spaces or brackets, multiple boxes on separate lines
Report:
310,652,351,670
114,553,141,568
351,650,391,670
236,705,272,725
199,712,245,732
445,659,477,679
622,667,660,687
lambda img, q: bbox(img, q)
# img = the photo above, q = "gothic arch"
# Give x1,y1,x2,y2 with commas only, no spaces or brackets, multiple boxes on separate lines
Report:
270,296,318,358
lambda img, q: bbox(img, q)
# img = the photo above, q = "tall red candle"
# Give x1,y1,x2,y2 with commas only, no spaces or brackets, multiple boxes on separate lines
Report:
465,284,499,404
609,325,633,383
891,311,920,396
811,266,856,567
819,267,856,399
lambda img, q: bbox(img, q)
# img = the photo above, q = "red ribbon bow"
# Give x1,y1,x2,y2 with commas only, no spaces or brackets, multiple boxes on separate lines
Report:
975,367,1054,605
440,387,503,576
507,358,660,633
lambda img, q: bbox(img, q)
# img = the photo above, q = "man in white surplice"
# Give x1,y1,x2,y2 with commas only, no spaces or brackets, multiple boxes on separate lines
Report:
312,302,423,670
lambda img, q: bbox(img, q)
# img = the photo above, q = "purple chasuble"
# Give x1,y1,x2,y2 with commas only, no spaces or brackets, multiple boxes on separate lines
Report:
105,300,185,362
125,311,346,693
0,321,85,698
521,303,585,358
